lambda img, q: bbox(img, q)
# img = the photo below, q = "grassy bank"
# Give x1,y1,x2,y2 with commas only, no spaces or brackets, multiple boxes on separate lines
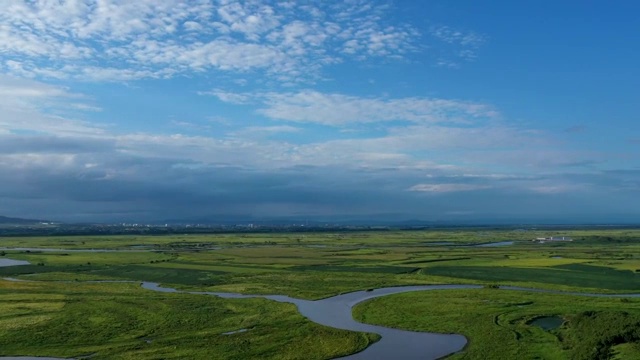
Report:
353,289,640,359
0,279,378,359
1,229,639,358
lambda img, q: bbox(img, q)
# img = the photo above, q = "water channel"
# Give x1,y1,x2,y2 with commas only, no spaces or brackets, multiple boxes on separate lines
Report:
139,282,640,359
0,259,30,267
141,282,475,360
2,257,640,360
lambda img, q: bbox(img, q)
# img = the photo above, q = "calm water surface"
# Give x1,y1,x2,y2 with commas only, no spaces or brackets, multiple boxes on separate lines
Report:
141,282,475,360
529,316,564,330
0,259,30,267
470,241,514,247
3,258,640,360
140,282,640,359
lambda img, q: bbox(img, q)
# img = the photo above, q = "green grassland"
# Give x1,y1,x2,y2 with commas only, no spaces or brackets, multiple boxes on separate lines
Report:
0,279,378,360
353,288,640,359
1,229,640,358
1,227,637,249
353,289,640,359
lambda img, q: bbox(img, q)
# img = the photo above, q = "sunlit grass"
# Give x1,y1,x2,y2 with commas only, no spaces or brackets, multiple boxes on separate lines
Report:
0,279,378,360
1,229,640,358
354,289,640,359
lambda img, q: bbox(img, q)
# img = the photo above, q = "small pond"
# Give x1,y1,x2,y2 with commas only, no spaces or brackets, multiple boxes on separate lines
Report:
470,241,514,247
529,316,564,330
0,259,30,267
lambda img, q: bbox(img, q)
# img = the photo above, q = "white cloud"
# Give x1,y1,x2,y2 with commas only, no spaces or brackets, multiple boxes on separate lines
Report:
429,25,486,66
259,91,499,126
526,183,590,194
528,185,569,194
235,125,301,135
430,26,485,47
203,89,499,126
183,21,204,32
0,77,583,178
0,76,628,222
408,183,491,193
194,88,573,171
0,0,420,82
0,75,74,98
199,88,252,104
68,103,103,112
0,76,106,136
0,153,78,172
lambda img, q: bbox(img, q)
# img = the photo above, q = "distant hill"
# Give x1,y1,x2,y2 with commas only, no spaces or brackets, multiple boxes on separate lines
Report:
0,215,52,225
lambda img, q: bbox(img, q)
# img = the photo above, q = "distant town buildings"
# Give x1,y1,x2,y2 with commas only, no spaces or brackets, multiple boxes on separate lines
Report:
533,236,573,243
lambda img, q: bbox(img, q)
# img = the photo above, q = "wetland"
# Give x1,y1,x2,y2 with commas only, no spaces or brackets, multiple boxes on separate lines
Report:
1,229,640,359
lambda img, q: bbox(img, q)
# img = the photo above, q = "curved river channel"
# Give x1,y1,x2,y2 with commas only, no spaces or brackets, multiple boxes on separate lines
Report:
139,282,640,360
142,282,478,360
3,256,640,360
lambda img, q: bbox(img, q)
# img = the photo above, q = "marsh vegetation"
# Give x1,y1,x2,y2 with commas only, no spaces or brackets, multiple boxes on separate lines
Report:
0,229,639,359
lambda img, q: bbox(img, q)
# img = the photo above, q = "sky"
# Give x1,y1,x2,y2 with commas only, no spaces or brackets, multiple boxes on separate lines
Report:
0,0,639,223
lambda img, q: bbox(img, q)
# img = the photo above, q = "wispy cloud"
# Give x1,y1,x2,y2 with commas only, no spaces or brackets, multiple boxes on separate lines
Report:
0,75,75,98
0,75,104,136
429,25,486,66
233,125,301,137
0,89,635,221
170,120,213,133
564,125,588,134
523,180,593,194
0,0,419,82
199,89,252,104
203,89,499,126
260,91,498,125
408,183,491,193
1,77,600,179
430,26,486,47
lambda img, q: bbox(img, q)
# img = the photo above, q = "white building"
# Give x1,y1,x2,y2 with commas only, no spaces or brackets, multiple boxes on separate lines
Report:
533,236,573,243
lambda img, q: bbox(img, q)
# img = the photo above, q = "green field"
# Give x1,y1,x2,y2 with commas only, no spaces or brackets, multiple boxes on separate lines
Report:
1,229,640,359
0,280,378,359
354,289,640,359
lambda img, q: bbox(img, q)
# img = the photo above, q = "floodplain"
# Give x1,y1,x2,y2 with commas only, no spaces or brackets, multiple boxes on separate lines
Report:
1,228,639,359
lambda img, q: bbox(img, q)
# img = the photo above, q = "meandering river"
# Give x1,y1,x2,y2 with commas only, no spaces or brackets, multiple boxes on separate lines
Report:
2,257,640,360
142,282,477,359
139,282,640,359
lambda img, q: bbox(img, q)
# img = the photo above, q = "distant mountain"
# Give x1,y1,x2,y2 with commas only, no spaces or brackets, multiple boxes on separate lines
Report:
0,215,53,225
157,214,435,227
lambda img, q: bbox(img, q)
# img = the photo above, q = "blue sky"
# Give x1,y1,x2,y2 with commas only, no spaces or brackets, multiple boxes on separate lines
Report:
0,0,638,223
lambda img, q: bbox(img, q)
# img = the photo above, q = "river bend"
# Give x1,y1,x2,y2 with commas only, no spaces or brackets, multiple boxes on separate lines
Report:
3,255,640,360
